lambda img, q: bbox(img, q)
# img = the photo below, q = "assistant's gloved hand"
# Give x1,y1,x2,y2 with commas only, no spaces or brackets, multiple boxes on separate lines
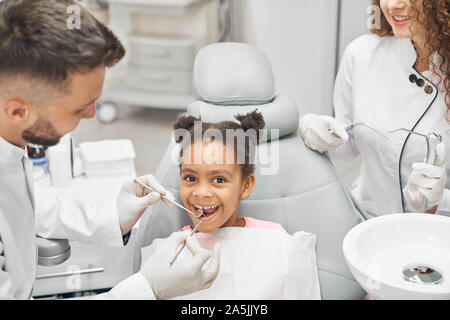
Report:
404,142,447,212
299,114,348,152
140,231,221,300
117,174,175,235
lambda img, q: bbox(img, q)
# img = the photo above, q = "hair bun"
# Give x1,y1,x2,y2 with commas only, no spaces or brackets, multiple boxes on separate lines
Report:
173,115,200,143
234,110,265,132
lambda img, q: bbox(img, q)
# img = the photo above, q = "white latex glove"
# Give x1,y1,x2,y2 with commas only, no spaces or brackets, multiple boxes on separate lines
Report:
404,142,447,212
140,230,221,300
299,113,349,152
117,174,176,235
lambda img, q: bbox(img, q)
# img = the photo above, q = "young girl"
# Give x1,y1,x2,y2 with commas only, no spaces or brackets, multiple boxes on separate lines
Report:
141,110,320,300
174,110,285,234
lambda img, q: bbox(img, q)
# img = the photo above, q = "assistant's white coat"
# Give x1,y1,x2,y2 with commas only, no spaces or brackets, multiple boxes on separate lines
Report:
330,34,450,217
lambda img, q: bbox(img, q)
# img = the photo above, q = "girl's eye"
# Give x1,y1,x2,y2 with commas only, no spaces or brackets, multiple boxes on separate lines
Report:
214,177,226,184
184,176,196,183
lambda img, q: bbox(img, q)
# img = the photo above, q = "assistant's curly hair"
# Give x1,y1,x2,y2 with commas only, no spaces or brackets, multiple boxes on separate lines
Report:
173,110,265,178
371,0,450,120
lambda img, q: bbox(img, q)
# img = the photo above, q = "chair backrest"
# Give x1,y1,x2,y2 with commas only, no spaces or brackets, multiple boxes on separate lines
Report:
135,43,365,300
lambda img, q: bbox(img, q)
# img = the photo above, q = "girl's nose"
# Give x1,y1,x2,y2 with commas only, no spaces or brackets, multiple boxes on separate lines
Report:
192,184,213,198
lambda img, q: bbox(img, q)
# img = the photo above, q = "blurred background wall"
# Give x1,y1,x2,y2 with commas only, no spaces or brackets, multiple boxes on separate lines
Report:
229,0,371,116
74,0,371,176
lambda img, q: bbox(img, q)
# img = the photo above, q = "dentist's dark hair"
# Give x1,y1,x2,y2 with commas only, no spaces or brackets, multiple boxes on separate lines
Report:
173,110,265,178
0,0,125,88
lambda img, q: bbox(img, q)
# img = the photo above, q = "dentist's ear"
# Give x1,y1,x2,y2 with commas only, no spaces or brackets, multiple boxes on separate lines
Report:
2,98,36,124
240,173,256,199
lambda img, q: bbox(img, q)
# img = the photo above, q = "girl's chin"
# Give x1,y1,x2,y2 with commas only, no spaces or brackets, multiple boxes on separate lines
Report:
192,217,220,233
198,225,220,233
194,217,223,234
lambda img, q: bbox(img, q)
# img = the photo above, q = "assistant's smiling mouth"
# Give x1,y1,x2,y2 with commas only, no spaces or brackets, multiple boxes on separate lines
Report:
393,16,408,21
391,14,410,26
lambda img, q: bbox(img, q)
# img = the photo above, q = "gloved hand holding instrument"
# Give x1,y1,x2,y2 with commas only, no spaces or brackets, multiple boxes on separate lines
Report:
117,174,176,235
139,230,221,299
299,114,390,152
299,114,349,152
399,131,446,213
133,178,208,264
299,114,446,214
131,178,221,299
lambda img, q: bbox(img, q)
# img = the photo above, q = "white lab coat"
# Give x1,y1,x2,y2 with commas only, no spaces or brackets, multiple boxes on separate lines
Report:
0,136,154,299
330,34,450,218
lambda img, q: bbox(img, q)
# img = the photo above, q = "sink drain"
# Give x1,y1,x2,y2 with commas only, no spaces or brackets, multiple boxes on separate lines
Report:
403,264,443,285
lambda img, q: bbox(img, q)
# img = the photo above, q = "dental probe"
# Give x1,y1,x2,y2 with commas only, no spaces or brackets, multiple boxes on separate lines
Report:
133,179,205,218
169,219,203,266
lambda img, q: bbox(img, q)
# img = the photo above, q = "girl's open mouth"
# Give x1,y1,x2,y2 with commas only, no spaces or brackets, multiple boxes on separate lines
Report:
193,204,220,220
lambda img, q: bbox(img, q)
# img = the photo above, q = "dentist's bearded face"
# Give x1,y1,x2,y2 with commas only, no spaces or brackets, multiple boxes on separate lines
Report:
21,67,105,147
22,114,62,147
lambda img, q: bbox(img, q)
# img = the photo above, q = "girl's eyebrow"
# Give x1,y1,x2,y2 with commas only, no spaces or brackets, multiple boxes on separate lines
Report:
181,168,197,174
209,169,232,176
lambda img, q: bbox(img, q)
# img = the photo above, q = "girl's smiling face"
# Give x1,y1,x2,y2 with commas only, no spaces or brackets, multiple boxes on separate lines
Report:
179,140,256,233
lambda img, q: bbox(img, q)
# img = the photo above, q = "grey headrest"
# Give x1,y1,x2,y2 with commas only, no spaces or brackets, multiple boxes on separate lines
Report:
193,42,275,105
186,94,299,142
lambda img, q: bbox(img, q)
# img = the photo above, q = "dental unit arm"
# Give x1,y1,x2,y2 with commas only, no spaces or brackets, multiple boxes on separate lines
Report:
329,122,391,141
331,123,443,212
331,125,442,167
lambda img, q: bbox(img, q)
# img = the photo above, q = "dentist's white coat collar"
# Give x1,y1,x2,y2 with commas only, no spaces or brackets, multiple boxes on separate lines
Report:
0,136,27,165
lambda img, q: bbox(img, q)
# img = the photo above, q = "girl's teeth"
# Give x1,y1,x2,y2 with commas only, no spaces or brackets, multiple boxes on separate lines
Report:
194,205,218,210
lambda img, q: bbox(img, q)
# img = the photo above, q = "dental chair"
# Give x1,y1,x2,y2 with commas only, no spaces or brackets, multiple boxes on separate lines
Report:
135,43,366,300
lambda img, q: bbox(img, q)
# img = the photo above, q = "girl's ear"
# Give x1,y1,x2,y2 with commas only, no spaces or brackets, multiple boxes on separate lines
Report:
240,174,256,199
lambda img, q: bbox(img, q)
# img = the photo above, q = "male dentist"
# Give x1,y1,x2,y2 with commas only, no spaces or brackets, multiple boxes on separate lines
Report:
0,0,219,299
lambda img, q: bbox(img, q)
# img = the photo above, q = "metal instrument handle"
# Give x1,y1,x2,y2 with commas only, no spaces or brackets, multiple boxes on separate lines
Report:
169,220,203,266
425,133,442,166
133,179,204,218
420,133,442,212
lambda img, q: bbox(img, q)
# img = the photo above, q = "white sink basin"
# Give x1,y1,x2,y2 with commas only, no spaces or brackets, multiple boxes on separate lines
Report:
343,213,450,300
